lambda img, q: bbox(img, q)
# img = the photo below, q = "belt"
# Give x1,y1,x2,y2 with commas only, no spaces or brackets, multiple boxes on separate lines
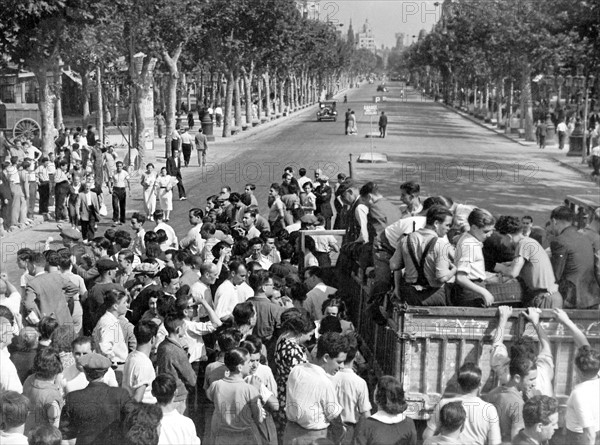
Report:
113,186,126,190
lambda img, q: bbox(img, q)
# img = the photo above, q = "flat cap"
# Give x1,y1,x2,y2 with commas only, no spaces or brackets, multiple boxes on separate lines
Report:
59,227,83,241
96,258,119,272
217,192,230,201
80,353,112,371
300,214,319,225
134,262,160,276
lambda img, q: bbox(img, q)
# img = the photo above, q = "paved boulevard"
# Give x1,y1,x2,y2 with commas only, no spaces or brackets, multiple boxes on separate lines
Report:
1,82,596,279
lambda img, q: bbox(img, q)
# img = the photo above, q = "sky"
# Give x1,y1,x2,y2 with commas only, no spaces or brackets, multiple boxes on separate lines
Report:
307,0,441,48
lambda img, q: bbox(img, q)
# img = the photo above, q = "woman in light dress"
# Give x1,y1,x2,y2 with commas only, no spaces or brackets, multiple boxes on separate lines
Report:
141,163,157,219
154,166,174,221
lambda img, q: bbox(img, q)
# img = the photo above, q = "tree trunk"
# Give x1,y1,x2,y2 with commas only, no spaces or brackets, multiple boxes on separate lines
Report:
263,71,271,119
279,77,285,114
234,74,242,127
33,67,55,155
163,46,182,158
81,69,90,127
96,66,103,145
130,55,157,168
242,64,254,124
222,70,234,137
272,76,278,115
256,75,262,120
496,79,502,126
54,64,63,130
521,64,534,141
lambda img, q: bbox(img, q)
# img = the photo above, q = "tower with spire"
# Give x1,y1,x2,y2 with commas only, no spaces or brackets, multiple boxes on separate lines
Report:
347,19,355,46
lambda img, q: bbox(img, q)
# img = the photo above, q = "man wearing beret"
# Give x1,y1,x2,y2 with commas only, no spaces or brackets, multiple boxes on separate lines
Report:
60,353,133,445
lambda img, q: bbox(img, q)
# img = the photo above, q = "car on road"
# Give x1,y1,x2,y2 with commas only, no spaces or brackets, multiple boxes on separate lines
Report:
376,85,388,92
316,101,337,122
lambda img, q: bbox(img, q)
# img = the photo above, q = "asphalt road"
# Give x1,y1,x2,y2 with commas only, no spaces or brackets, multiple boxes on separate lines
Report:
1,82,594,280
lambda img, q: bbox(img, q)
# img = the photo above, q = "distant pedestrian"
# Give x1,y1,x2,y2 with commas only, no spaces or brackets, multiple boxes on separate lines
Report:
557,119,567,149
195,128,208,167
348,111,357,135
536,119,546,149
166,149,186,201
345,108,351,135
156,113,166,139
215,105,223,127
111,161,130,226
180,128,194,167
379,111,388,138
187,111,195,129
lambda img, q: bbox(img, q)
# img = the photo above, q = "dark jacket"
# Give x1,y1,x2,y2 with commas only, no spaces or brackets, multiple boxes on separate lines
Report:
156,337,197,403
166,156,182,179
60,381,133,445
315,184,334,218
551,225,600,308
379,114,388,126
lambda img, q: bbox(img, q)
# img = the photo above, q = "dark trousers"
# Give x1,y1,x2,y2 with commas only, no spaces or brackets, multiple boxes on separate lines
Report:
182,143,192,166
80,213,97,241
592,155,600,176
175,175,186,198
558,130,566,149
379,125,387,138
112,187,126,223
38,182,50,214
1,197,11,229
345,119,349,135
55,182,69,220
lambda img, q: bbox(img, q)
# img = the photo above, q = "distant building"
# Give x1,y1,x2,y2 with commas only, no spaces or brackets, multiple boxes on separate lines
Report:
356,19,376,53
395,33,405,51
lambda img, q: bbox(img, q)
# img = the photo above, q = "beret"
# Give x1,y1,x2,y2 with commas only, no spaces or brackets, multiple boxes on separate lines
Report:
80,352,112,371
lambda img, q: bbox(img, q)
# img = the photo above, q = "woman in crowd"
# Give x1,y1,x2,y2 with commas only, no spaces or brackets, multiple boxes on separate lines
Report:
355,375,417,445
315,297,355,337
274,309,314,426
268,183,285,232
154,167,174,221
22,347,64,434
141,163,157,220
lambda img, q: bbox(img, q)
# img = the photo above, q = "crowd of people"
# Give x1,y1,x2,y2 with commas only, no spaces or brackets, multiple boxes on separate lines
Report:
0,156,599,445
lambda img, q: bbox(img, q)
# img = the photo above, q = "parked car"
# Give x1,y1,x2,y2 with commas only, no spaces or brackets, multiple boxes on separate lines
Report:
316,101,337,122
376,85,388,92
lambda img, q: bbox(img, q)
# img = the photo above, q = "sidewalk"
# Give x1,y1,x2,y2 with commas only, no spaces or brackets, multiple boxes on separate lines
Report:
439,102,600,186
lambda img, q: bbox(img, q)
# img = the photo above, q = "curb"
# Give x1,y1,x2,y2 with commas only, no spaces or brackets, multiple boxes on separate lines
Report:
551,158,600,186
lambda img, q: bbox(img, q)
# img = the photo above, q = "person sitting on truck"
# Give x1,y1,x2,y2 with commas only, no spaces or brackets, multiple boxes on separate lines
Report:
512,395,559,445
565,345,600,445
453,208,496,307
390,205,456,306
485,356,538,443
423,362,501,445
493,216,562,308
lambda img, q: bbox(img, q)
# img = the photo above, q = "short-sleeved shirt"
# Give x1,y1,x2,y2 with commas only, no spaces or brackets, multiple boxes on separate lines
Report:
122,350,157,403
566,378,600,434
158,410,200,445
455,233,487,281
269,197,285,222
427,395,501,445
112,170,130,188
514,237,558,293
332,368,372,424
286,363,342,430
207,375,260,434
485,385,524,443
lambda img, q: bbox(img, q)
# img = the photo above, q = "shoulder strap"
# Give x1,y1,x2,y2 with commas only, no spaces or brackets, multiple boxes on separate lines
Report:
406,234,438,287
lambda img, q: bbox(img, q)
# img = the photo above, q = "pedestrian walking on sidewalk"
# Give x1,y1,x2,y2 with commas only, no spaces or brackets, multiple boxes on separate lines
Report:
345,108,351,135
194,128,208,167
155,113,166,139
536,120,546,149
348,111,357,135
111,161,130,226
557,119,567,149
379,111,388,138
180,128,194,167
166,149,186,201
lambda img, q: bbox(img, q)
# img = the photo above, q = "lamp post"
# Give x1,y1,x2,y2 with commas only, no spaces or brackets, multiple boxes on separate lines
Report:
544,73,556,145
567,65,588,157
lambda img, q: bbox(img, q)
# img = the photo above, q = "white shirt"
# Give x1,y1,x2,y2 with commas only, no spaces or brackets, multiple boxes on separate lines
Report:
303,282,337,321
158,410,200,445
123,350,157,403
385,216,427,248
179,224,204,255
427,394,501,445
455,233,487,281
92,311,129,364
355,203,369,243
286,363,342,430
180,132,194,145
566,378,600,433
61,363,118,394
183,319,217,363
557,122,568,132
246,254,272,270
0,291,23,332
132,229,146,257
214,280,253,319
154,222,178,249
332,368,372,424
0,347,23,393
297,176,312,191
0,431,28,445
190,281,214,318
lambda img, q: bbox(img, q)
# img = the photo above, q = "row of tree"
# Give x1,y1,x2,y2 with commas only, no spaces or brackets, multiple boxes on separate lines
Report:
0,0,381,164
393,0,599,141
